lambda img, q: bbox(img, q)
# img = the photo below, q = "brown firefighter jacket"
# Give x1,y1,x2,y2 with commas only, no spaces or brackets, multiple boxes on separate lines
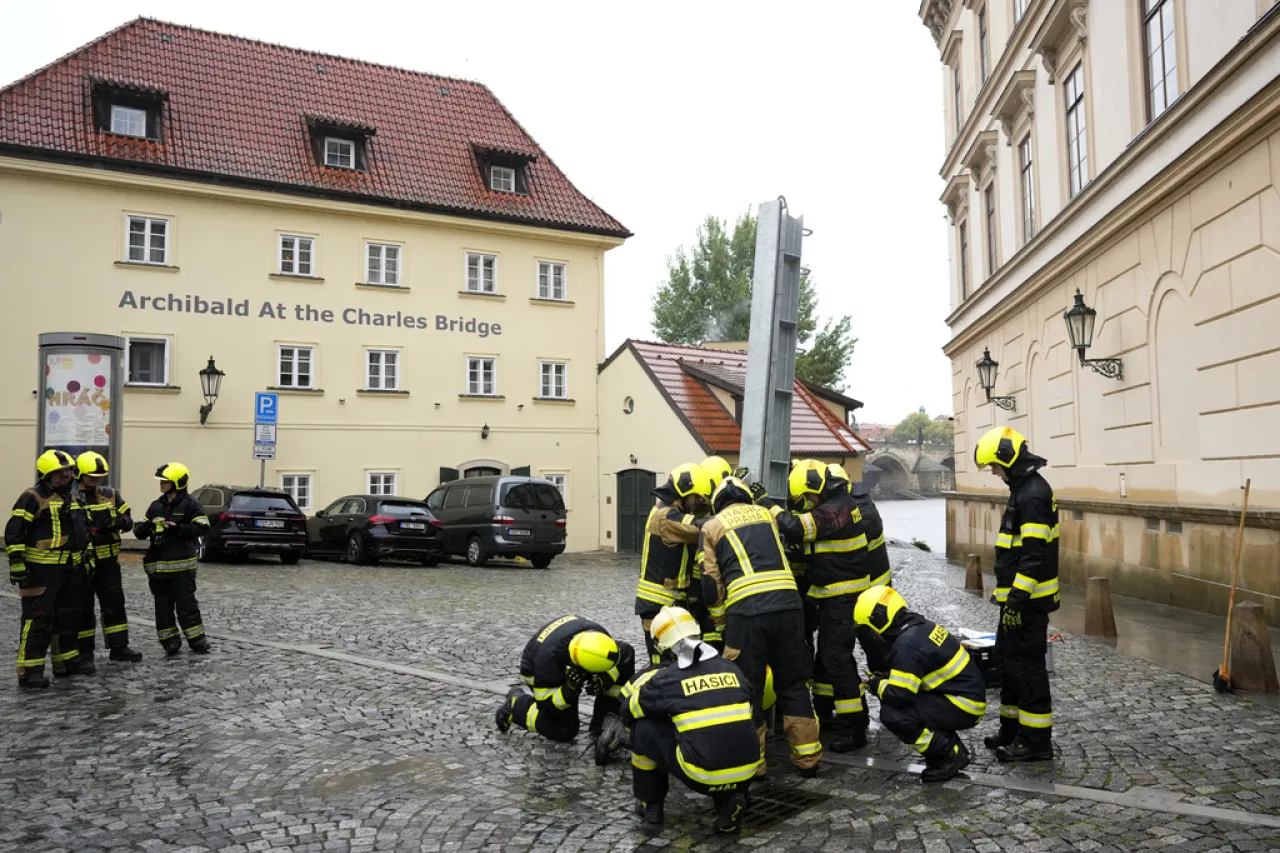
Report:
634,502,702,618
5,481,92,571
78,484,133,562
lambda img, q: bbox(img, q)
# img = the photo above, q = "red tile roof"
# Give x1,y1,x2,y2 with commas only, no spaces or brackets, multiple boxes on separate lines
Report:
609,340,871,456
0,18,630,238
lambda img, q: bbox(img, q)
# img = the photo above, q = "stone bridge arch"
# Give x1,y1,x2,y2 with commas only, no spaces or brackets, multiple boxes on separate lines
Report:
869,452,912,495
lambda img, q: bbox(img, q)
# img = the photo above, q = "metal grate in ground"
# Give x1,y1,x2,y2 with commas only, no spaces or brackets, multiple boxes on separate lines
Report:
741,783,829,831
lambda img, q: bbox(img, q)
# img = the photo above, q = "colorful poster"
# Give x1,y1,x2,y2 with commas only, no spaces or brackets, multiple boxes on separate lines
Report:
44,352,112,449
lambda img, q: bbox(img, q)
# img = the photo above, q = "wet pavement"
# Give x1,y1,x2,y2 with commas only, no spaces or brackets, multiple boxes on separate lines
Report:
1,547,1280,852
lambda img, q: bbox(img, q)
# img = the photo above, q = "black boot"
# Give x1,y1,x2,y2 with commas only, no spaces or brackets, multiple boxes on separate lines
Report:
110,646,143,662
495,687,521,734
983,719,1019,750
18,669,50,689
711,789,748,835
57,657,95,677
594,713,629,766
638,800,664,837
189,638,211,655
163,640,182,657
829,719,867,753
921,737,970,784
996,737,1053,763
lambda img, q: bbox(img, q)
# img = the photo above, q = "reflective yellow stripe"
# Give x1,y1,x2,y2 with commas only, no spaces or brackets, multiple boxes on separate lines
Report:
157,627,180,640
631,753,658,771
675,746,759,784
1011,574,1059,599
77,629,96,640
921,648,969,691
10,509,34,521
993,586,1010,603
146,558,198,573
532,686,556,701
811,682,834,698
807,578,871,599
791,740,822,756
627,669,659,719
636,579,676,606
673,702,753,732
812,534,868,554
16,619,33,668
525,704,539,730
708,602,727,619
995,533,1023,549
725,529,753,575
868,569,891,588
182,624,205,638
50,649,79,662
725,571,798,607
913,728,934,753
95,544,121,558
118,503,131,515
4,544,25,554
103,623,128,635
1000,704,1019,719
520,674,535,685
552,687,572,710
886,669,921,693
1019,709,1052,729
947,694,987,716
866,535,885,551
833,697,864,715
799,513,817,543
1020,523,1052,540
605,685,622,698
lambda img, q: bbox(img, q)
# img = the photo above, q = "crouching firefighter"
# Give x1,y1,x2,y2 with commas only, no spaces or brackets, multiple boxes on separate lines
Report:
856,585,986,783
135,463,211,655
75,452,142,663
496,616,636,765
701,476,823,777
619,606,759,836
634,464,712,666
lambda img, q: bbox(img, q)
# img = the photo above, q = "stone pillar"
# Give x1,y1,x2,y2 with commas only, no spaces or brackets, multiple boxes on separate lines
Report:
965,554,983,593
1229,602,1279,693
1085,577,1117,637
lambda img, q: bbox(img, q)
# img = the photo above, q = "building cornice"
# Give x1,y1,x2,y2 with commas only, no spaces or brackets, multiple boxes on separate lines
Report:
941,171,972,222
919,0,959,46
946,491,1280,531
961,130,1000,186
942,12,1280,356
1028,0,1088,82
941,29,964,66
991,70,1038,142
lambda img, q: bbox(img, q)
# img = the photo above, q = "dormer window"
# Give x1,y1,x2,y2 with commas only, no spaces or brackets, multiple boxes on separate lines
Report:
324,137,356,169
92,80,167,141
473,144,536,195
490,165,517,193
306,115,375,172
110,105,147,137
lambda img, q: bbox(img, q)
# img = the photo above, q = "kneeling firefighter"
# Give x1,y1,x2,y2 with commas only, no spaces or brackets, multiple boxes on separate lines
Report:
857,585,986,783
496,615,636,765
619,606,759,836
75,452,142,663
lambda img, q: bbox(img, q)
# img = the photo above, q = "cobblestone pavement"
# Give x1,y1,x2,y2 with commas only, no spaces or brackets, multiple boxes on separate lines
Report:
1,546,1279,852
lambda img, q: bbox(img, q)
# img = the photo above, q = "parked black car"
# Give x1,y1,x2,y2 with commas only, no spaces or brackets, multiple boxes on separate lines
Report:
424,476,566,568
191,485,307,564
305,495,443,566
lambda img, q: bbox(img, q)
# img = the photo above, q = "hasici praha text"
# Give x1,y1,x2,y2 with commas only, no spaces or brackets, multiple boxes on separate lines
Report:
118,291,502,337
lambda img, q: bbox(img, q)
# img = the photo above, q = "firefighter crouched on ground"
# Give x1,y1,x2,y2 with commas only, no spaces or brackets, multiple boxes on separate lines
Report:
75,452,142,664
634,464,711,666
135,463,211,655
856,585,986,783
496,615,636,765
975,426,1060,762
771,460,890,753
700,476,823,776
4,450,94,687
619,606,759,837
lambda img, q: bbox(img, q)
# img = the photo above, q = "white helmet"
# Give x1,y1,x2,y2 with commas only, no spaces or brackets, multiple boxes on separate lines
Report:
650,606,702,655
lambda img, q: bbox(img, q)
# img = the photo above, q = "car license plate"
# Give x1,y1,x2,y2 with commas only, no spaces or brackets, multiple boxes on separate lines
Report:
507,528,532,537
255,519,285,528
402,522,426,531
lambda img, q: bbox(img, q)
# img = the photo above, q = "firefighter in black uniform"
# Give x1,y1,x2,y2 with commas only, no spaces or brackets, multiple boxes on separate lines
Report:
691,456,735,650
75,452,142,663
856,585,986,783
4,450,94,687
621,605,759,836
700,476,822,776
974,426,1059,762
135,462,211,655
495,616,636,764
634,464,712,666
770,460,890,752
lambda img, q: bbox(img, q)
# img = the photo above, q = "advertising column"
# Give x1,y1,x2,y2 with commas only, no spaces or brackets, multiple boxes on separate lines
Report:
36,333,125,488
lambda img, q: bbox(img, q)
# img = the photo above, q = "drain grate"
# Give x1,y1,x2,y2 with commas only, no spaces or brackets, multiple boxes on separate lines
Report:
741,783,828,831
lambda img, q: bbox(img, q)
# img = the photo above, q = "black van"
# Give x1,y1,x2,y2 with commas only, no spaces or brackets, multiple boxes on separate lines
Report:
424,476,566,568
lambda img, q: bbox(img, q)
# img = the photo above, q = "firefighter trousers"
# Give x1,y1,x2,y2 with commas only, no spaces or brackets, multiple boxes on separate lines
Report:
629,718,749,804
510,691,624,742
724,608,822,773
16,561,82,676
880,692,981,757
79,557,130,656
995,606,1052,745
148,570,205,649
813,595,885,734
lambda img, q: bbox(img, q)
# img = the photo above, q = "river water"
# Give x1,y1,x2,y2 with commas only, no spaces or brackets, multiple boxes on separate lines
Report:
877,497,946,554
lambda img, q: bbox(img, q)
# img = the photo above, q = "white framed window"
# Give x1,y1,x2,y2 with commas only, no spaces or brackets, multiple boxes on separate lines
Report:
466,252,498,293
984,183,998,275
110,105,147,137
280,473,313,511
490,165,516,193
279,234,315,276
978,6,990,83
366,242,401,286
1064,63,1089,198
126,215,169,265
1143,0,1178,121
1014,0,1029,24
366,349,400,391
126,336,170,386
1018,135,1036,244
466,356,496,396
539,361,567,399
952,62,964,137
367,472,398,496
537,261,566,300
324,137,355,169
278,345,314,389
542,472,567,503
957,218,970,299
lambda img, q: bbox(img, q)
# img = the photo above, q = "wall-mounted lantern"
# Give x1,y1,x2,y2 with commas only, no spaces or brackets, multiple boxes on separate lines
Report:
1063,289,1123,380
481,423,490,440
975,348,1016,411
198,356,225,425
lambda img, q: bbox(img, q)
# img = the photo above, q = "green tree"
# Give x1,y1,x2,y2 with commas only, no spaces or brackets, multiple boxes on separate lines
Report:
651,210,857,389
888,412,955,445
926,418,955,445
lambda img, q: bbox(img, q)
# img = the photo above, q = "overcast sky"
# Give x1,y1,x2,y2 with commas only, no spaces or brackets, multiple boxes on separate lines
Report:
1,1,952,426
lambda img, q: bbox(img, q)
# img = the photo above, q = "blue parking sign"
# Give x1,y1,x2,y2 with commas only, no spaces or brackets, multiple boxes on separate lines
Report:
255,392,278,424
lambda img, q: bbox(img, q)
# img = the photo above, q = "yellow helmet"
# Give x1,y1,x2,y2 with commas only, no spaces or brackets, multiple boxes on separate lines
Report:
701,456,733,489
650,605,702,654
154,462,191,490
667,463,713,500
711,476,753,514
35,449,76,479
974,426,1027,470
76,451,109,478
854,585,908,635
788,459,826,504
826,463,852,491
568,630,620,673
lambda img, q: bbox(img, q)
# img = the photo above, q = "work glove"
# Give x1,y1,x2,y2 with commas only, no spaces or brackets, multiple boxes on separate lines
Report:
564,666,590,694
9,562,26,586
865,673,885,696
153,518,167,535
733,467,751,480
1003,588,1029,612
748,482,769,504
585,674,607,696
117,515,134,533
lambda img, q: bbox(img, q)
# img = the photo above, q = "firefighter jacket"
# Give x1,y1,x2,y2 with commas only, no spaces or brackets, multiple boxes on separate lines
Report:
771,486,890,600
4,482,92,569
700,502,800,621
993,464,1060,613
134,492,209,575
79,485,132,561
621,647,761,786
875,612,986,719
519,616,625,707
634,502,702,618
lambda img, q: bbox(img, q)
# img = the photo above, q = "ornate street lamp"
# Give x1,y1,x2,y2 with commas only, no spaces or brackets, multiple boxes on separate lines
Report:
481,423,490,440
975,348,1016,412
1063,289,1123,380
198,356,225,425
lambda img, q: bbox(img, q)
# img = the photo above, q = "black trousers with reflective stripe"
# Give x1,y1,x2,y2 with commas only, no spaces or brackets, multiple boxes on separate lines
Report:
995,606,1051,744
148,570,203,647
510,690,623,743
879,693,980,757
16,562,82,674
79,557,129,654
630,718,745,803
724,609,814,725
814,595,887,732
